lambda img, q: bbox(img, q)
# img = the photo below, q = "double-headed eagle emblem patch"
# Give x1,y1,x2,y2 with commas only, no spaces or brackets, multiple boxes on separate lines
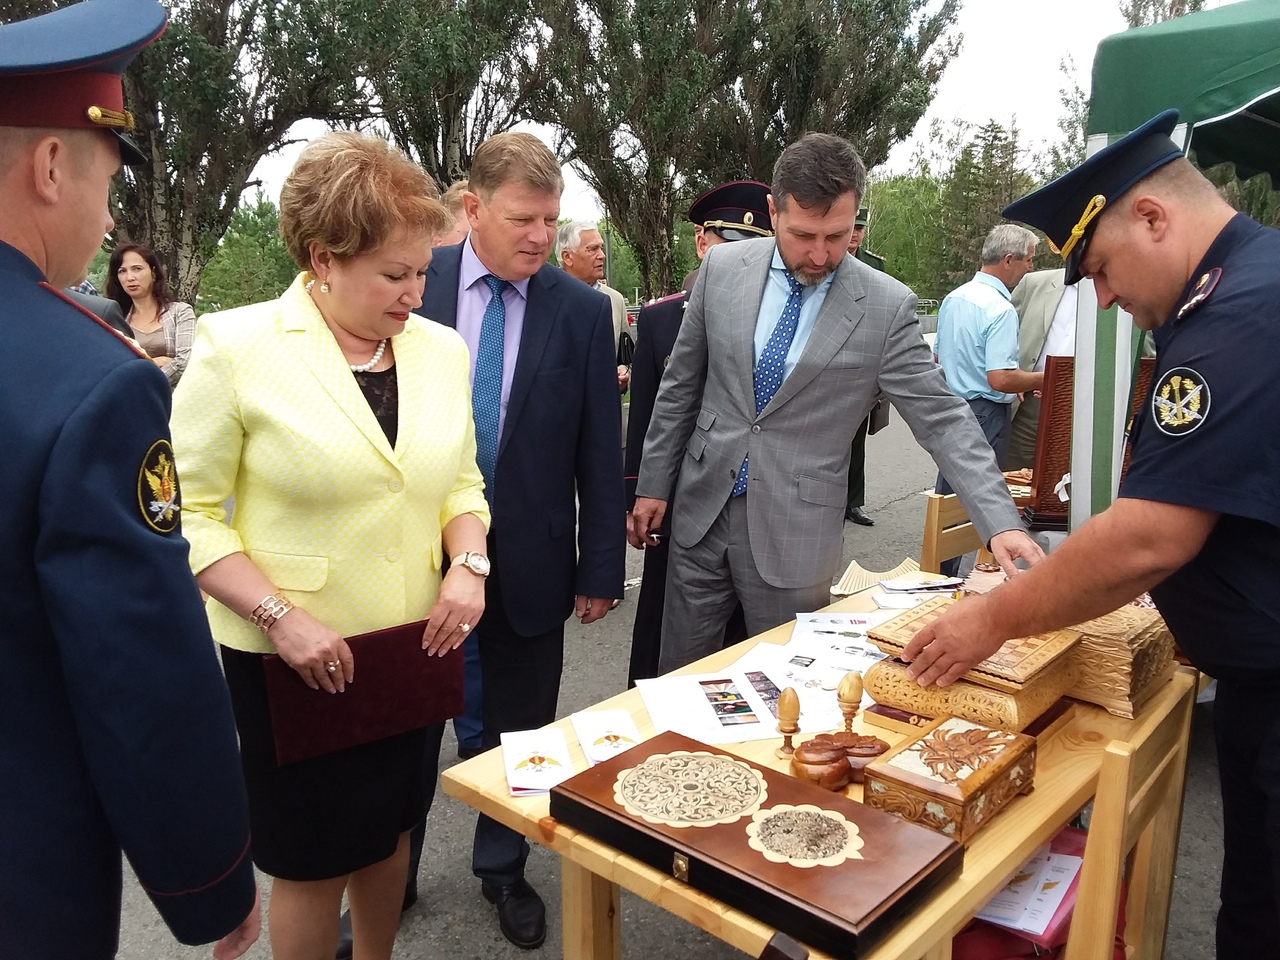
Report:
1152,366,1210,437
138,439,181,533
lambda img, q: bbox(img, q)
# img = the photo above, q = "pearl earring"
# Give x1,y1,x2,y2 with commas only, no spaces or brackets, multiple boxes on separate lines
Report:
320,280,330,294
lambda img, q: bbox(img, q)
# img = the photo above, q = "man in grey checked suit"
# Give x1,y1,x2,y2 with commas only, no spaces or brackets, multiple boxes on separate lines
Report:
629,133,1044,671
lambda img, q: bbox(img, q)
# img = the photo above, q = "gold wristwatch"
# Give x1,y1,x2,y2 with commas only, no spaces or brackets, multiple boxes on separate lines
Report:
456,551,491,577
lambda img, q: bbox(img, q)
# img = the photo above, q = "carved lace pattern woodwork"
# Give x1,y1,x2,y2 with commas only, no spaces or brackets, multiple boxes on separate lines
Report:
745,804,864,867
613,751,767,827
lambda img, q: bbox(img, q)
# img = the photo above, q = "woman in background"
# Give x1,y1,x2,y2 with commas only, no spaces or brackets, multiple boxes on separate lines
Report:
106,241,196,387
170,132,489,960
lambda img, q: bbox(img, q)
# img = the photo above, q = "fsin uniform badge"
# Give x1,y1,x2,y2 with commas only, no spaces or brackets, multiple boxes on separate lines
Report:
138,439,181,533
1152,366,1210,437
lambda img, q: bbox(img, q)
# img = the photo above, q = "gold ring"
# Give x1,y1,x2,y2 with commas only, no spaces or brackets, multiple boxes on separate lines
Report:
325,661,339,673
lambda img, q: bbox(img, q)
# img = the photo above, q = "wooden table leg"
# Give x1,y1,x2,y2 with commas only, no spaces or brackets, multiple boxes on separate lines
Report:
920,940,953,960
561,859,621,960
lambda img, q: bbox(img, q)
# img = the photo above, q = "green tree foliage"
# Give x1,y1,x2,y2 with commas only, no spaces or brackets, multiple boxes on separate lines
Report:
1037,57,1089,182
197,193,298,313
527,0,754,299
863,169,946,300
1120,0,1204,28
350,0,543,187
692,0,961,186
115,0,367,302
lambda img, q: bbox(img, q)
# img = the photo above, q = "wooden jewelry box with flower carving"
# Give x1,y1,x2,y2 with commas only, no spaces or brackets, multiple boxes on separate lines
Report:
863,717,1036,846
549,730,962,958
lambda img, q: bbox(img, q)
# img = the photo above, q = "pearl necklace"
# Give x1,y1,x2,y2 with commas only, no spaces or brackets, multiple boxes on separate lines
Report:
349,339,387,373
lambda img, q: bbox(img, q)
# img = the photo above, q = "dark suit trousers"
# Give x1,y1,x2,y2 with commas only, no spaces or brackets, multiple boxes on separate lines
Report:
845,415,871,510
472,536,565,886
628,539,747,688
1214,680,1280,959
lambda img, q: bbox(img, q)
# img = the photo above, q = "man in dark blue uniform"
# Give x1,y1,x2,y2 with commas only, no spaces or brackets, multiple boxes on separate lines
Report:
902,109,1280,958
622,181,770,684
0,2,259,957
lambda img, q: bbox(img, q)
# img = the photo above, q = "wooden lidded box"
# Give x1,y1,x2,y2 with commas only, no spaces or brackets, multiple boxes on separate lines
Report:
864,716,1036,845
1066,604,1176,718
550,731,963,958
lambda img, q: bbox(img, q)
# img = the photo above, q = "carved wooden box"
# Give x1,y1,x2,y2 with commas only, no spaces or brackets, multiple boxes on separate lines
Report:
862,657,1071,733
550,731,963,958
868,597,1080,692
1066,605,1176,718
863,717,1036,846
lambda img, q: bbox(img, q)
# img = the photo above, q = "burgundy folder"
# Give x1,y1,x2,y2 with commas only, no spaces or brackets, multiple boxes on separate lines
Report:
262,619,464,765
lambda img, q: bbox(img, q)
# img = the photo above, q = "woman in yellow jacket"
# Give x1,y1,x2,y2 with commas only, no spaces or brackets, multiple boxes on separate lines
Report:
171,133,490,960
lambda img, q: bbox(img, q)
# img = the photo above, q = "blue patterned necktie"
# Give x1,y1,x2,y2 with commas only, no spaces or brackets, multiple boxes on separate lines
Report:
732,272,805,497
473,275,507,504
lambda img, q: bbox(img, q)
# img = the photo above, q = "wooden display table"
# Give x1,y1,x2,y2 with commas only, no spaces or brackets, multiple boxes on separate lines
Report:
442,589,1194,960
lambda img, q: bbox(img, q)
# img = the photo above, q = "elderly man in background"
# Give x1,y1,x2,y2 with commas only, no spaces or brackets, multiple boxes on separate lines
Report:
557,220,630,393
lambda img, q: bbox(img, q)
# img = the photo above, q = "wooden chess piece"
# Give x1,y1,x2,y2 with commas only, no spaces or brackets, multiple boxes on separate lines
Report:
774,687,800,759
821,671,890,783
838,671,864,733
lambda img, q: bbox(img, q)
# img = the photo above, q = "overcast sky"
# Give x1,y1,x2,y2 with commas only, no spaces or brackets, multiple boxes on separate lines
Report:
250,0,1240,221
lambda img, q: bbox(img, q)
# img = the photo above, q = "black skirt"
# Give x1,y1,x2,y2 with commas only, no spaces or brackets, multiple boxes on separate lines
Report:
220,646,426,881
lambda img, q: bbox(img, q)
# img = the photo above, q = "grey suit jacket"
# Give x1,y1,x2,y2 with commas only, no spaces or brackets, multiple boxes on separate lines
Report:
636,237,1023,590
63,289,132,339
1011,269,1066,373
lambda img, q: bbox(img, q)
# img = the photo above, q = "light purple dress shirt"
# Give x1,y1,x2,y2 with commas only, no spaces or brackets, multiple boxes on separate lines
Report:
456,238,530,441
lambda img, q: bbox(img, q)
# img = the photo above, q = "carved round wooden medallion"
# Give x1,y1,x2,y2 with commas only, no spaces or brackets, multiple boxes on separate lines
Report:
746,804,864,867
613,751,767,828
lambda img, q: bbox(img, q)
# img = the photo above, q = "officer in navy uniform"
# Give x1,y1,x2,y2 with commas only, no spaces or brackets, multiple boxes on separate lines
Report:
0,2,259,957
623,181,770,684
901,109,1280,958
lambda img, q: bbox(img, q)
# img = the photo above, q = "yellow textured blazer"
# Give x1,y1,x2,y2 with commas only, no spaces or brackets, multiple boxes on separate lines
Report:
170,274,490,654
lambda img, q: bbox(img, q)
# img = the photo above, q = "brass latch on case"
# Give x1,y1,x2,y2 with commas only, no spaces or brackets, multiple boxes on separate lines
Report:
672,852,689,882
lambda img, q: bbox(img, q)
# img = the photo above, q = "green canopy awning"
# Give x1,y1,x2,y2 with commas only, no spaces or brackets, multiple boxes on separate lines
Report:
1088,0,1280,180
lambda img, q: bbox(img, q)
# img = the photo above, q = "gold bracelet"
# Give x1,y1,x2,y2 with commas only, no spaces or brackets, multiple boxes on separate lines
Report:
249,594,294,633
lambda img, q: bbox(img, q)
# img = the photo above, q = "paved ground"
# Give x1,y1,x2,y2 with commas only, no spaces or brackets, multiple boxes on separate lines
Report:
118,413,1221,959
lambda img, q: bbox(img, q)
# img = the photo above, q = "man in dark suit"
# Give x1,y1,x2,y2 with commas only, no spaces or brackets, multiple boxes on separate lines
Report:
623,180,769,685
415,132,624,949
64,286,132,338
0,2,259,958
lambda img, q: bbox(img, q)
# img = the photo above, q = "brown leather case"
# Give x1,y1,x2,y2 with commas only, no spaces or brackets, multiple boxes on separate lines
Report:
262,619,463,765
549,731,963,958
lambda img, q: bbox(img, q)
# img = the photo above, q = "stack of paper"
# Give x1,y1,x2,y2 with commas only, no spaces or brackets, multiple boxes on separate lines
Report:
878,576,965,593
501,729,576,796
569,709,643,766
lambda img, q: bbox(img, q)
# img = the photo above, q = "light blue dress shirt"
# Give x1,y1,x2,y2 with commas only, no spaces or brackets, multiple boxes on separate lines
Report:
752,247,836,383
934,271,1020,403
456,238,530,441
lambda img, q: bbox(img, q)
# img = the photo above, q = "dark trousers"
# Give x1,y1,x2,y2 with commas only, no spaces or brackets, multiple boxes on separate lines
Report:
1213,679,1280,959
470,549,565,886
628,537,746,688
451,635,484,751
936,397,1011,577
406,722,446,890
846,415,870,510
409,540,564,889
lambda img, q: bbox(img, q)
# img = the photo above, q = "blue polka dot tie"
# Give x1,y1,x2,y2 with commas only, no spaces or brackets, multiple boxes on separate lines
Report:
732,272,805,497
473,275,507,505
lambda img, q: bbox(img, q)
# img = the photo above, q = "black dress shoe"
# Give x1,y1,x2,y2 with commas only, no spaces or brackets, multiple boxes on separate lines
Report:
845,506,875,526
481,879,546,949
334,882,417,959
457,745,484,761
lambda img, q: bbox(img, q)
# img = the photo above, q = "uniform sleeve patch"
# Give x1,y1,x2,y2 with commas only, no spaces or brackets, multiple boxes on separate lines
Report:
1152,366,1210,436
138,439,181,533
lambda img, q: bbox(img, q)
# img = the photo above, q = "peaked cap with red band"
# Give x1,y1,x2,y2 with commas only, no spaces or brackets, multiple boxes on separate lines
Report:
0,0,167,165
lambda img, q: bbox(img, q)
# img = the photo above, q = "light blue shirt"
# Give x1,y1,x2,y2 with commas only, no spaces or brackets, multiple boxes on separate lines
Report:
752,248,835,383
457,238,531,441
935,271,1020,403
